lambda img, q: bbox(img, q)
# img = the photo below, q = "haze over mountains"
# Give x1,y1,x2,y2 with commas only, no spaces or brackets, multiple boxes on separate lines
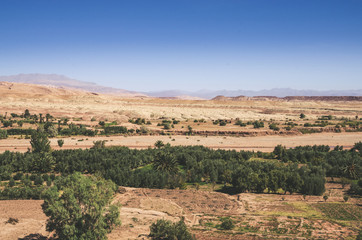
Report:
1,74,361,99
0,74,145,97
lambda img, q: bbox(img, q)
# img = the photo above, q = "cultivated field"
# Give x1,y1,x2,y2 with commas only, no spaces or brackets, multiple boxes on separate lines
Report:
1,183,360,239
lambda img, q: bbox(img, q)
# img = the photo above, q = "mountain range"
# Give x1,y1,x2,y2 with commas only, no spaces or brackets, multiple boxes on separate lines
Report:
1,74,361,99
0,74,145,97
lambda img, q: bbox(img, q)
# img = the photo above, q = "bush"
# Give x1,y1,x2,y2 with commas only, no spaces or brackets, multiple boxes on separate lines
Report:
149,219,195,240
269,123,280,131
57,139,64,148
220,217,234,230
253,121,264,128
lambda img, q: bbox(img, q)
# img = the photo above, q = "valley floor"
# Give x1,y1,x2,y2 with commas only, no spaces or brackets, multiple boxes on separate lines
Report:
1,183,360,239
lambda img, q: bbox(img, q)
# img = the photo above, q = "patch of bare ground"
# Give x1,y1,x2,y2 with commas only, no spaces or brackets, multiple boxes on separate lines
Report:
0,200,48,240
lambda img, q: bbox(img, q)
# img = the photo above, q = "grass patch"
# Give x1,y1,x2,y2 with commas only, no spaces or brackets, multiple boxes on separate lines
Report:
312,203,362,221
257,202,323,219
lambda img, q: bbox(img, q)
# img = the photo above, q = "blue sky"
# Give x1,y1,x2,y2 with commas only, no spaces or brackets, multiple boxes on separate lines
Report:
0,0,361,91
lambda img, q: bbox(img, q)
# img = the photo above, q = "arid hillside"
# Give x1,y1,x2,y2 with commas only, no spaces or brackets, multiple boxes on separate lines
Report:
1,81,361,122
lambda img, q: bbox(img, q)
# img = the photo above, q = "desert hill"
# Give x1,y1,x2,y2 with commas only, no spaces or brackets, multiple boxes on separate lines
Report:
0,74,146,97
0,81,98,100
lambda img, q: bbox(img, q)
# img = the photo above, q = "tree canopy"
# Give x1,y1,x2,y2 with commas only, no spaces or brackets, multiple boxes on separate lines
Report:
42,172,121,240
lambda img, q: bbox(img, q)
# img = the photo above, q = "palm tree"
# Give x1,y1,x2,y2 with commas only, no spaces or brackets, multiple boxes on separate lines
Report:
153,150,178,174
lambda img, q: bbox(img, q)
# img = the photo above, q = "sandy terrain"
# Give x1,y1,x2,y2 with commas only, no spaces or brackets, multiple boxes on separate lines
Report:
1,81,361,123
1,132,361,153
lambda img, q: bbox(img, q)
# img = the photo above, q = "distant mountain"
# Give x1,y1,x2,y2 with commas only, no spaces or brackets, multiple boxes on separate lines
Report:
147,88,362,99
0,74,146,97
2,74,361,99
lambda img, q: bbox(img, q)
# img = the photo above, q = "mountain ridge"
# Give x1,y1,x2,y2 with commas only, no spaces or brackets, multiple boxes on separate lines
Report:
1,74,361,99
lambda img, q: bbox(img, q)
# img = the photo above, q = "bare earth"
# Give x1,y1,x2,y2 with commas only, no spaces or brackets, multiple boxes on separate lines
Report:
1,132,361,153
1,183,360,240
1,81,361,122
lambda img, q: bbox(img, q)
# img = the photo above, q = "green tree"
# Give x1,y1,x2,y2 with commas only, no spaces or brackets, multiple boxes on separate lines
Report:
300,113,306,119
92,140,106,149
153,150,178,174
42,173,120,240
154,140,165,149
273,145,286,160
187,125,193,135
30,130,51,153
0,129,7,139
352,141,362,157
57,139,64,148
31,152,56,173
24,109,30,118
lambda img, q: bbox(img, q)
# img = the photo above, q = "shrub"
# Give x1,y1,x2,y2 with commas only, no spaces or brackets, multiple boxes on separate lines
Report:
220,217,234,230
5,217,19,225
57,139,64,148
269,123,280,131
92,140,106,149
253,121,264,128
149,219,195,240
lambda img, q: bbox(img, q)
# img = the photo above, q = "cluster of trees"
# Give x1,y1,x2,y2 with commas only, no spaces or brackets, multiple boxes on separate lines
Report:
212,119,230,126
2,139,360,197
157,119,175,129
129,118,151,125
1,130,361,198
59,123,97,136
273,143,361,180
235,120,247,127
102,126,128,135
6,128,36,136
232,162,325,195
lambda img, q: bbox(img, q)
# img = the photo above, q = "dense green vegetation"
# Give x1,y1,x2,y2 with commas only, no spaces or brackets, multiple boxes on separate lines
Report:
1,139,361,199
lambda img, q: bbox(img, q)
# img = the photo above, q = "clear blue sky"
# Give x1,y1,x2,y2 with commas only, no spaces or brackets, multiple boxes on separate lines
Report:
0,0,361,91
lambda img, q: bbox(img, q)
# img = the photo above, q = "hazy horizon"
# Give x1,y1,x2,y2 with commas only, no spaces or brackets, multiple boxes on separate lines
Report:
1,1,361,92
